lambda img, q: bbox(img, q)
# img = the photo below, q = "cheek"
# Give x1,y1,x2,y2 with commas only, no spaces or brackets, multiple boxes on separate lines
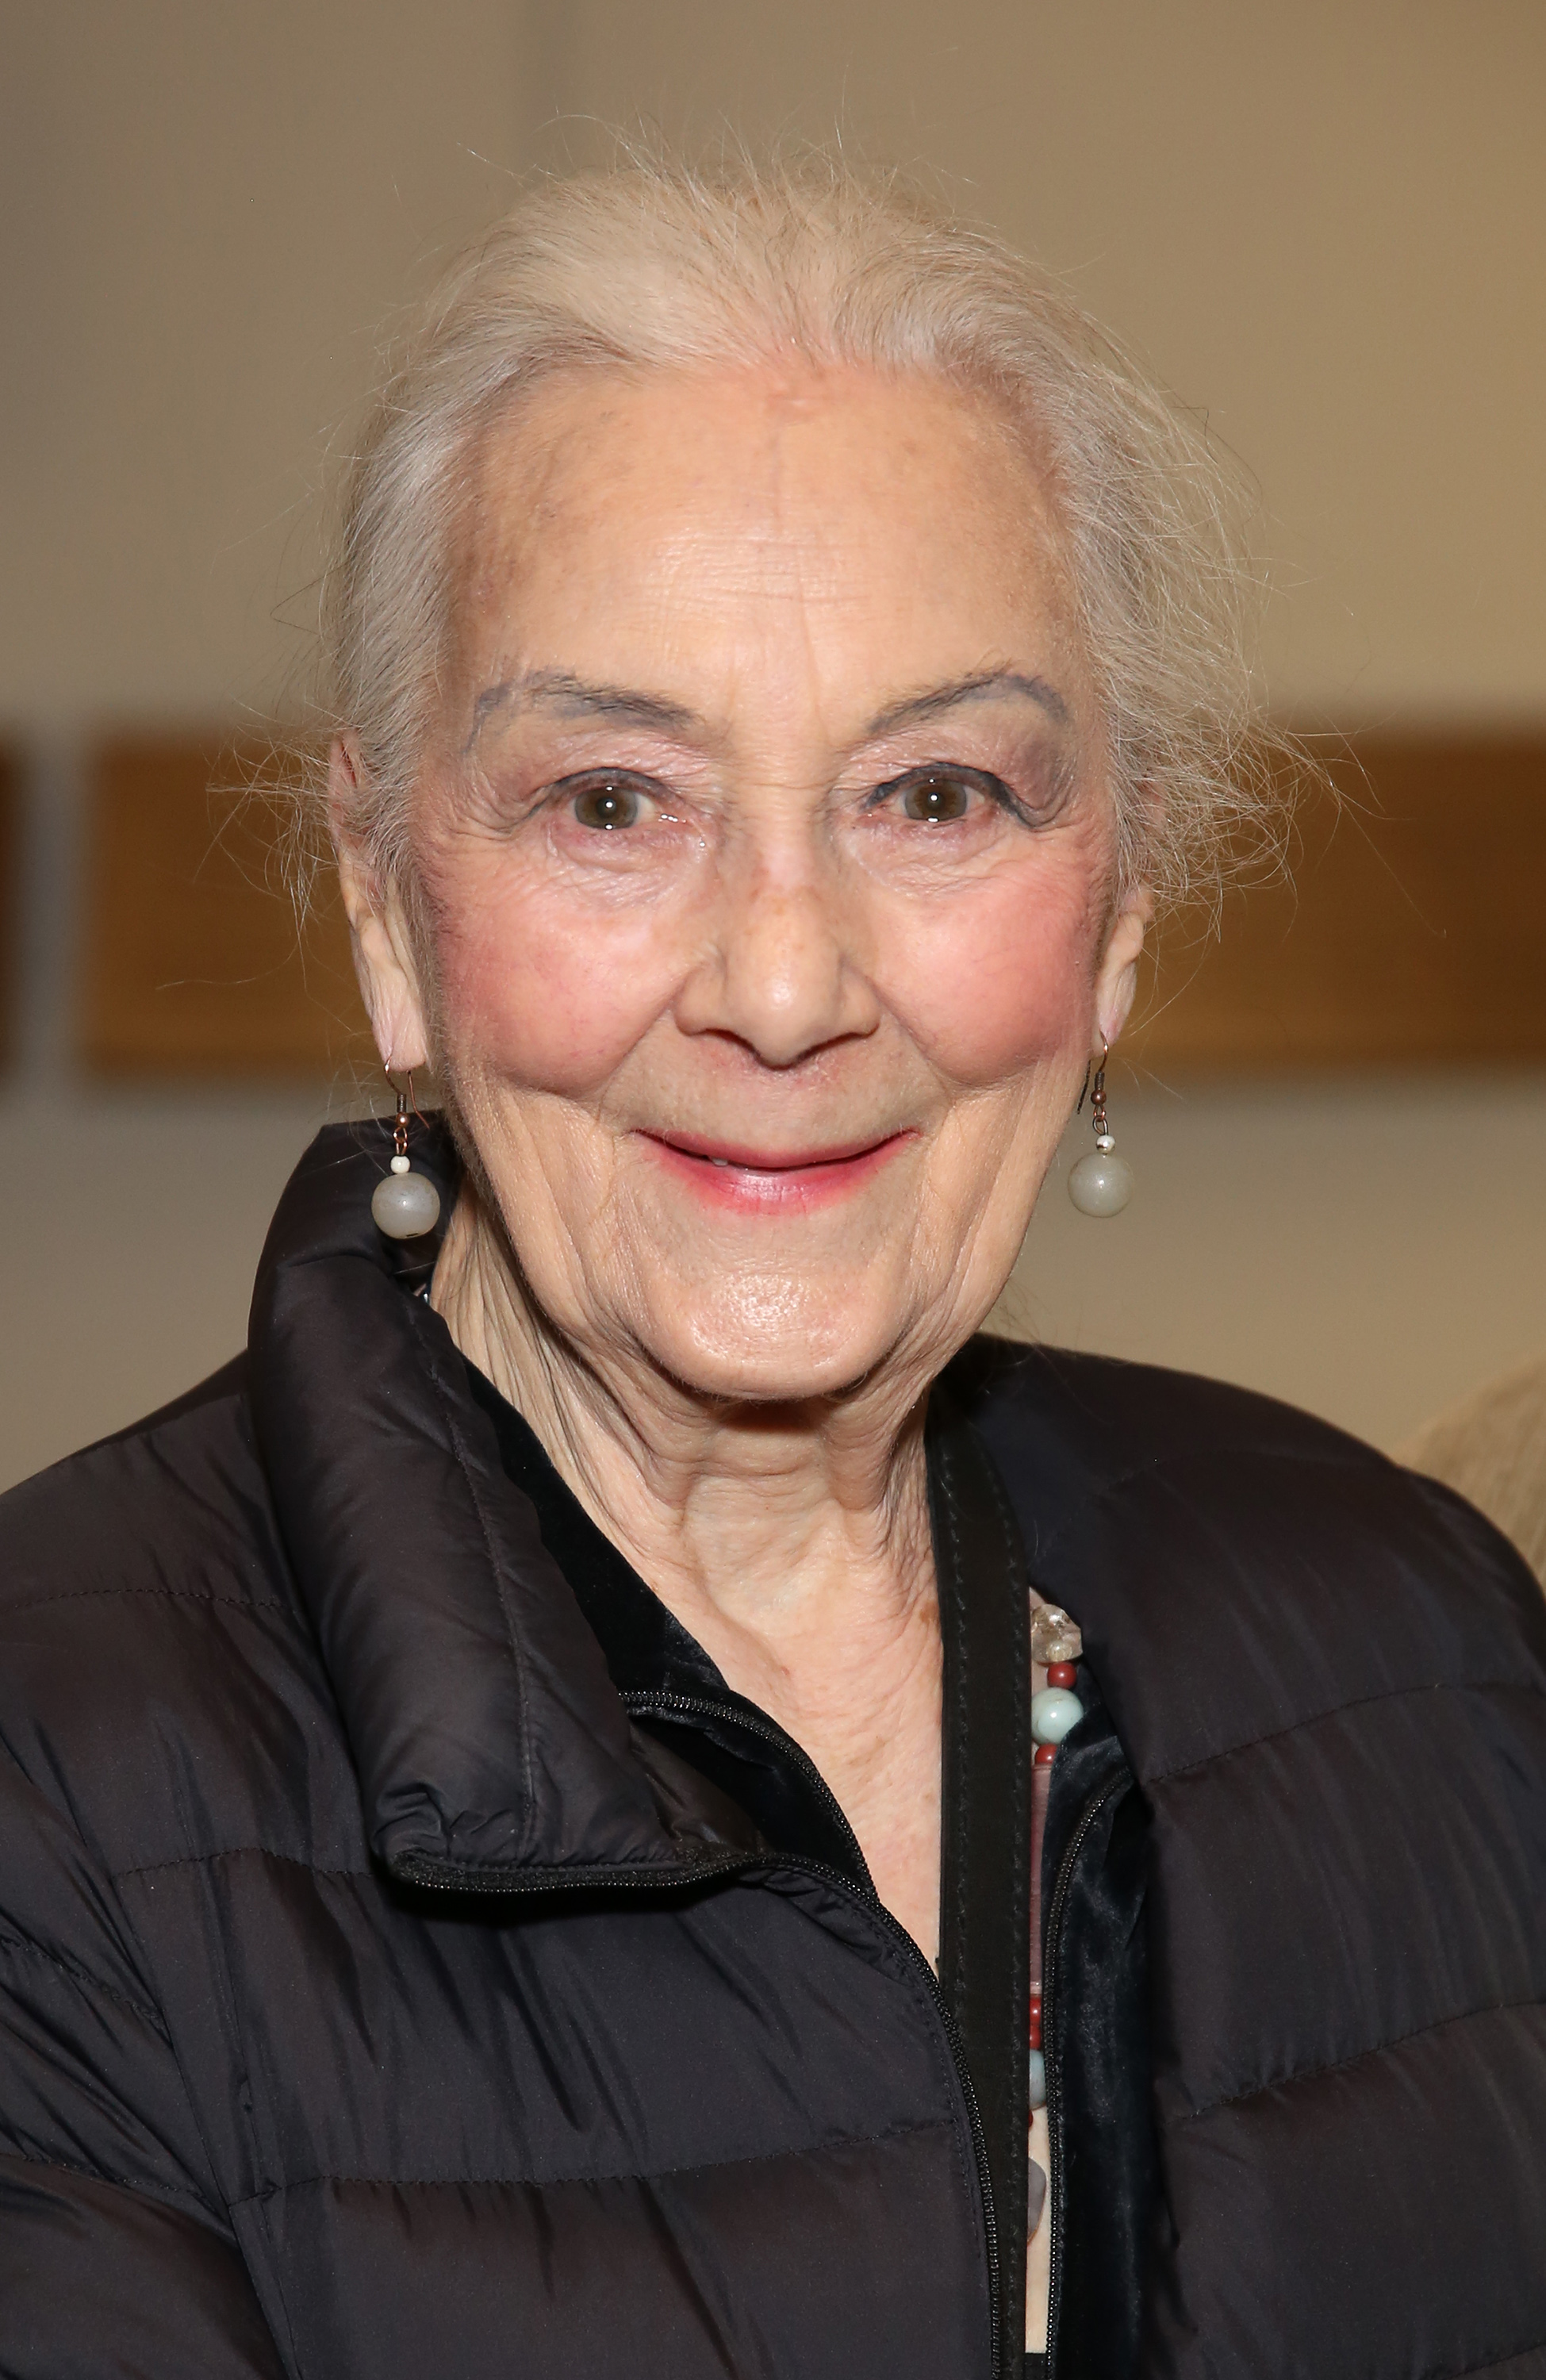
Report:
427,858,679,1098
875,862,1099,1085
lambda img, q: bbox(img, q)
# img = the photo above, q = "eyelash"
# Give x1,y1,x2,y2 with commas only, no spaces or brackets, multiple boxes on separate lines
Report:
865,765,1035,827
536,762,1047,831
546,770,666,825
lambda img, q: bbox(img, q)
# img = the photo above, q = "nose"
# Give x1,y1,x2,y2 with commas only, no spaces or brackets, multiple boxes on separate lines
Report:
673,839,880,1069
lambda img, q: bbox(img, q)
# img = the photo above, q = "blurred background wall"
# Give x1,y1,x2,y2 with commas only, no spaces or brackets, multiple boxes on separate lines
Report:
2,0,1543,1493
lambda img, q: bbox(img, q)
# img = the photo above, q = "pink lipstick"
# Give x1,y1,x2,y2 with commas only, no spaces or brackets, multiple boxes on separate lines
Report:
639,1129,913,1212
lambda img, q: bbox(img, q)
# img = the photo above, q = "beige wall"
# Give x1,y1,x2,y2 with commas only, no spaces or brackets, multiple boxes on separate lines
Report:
6,0,1544,728
2,0,543,725
2,5,1542,1490
543,0,1546,724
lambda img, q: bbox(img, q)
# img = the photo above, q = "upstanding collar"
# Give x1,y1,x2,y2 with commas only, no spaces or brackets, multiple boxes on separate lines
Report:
244,1118,758,1883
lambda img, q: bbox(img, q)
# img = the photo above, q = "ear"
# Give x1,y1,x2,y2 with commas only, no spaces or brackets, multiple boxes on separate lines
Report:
329,738,432,1076
1093,884,1153,1051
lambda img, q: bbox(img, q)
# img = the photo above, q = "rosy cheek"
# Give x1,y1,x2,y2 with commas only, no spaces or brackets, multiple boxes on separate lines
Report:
877,868,1097,1084
431,869,678,1097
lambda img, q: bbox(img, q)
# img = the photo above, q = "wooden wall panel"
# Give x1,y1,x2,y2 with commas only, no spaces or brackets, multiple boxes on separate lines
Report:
0,745,17,1069
79,735,368,1077
73,727,1544,1079
1131,733,1545,1073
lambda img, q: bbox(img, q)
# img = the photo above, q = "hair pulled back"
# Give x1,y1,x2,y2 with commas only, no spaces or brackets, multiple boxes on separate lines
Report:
321,155,1280,913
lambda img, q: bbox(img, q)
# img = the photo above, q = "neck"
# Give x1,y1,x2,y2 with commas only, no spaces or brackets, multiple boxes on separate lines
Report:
432,1181,948,1956
430,1178,941,1776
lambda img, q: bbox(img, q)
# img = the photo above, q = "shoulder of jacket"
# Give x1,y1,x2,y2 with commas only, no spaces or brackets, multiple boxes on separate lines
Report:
0,1354,355,1882
0,1354,283,1622
950,1334,1544,1627
949,1334,1380,1476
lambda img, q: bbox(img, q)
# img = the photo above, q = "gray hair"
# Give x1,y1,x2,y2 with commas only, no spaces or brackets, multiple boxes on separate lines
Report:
320,155,1283,913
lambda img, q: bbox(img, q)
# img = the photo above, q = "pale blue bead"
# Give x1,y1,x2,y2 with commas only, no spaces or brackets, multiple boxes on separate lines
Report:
371,1169,442,1241
1027,2048,1046,2110
1030,1685,1084,1745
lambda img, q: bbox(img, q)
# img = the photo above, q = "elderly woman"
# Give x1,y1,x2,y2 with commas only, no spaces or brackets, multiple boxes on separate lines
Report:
3,163,1544,2380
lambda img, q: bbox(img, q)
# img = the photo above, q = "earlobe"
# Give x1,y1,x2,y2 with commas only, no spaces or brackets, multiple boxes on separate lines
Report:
331,744,432,1077
1095,889,1152,1050
348,901,432,1079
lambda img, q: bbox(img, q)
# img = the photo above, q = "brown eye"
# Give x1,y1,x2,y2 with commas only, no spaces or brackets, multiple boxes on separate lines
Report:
572,780,641,831
900,772,971,824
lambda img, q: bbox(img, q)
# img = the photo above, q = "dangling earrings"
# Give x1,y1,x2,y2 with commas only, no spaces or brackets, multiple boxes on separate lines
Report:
1068,1035,1133,1217
371,1072,443,1240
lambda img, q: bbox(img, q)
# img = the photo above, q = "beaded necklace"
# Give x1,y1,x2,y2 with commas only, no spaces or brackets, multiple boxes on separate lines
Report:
1027,1601,1085,2112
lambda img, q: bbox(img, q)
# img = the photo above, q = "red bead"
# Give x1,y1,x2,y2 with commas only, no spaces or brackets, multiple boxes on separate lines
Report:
1028,2015,1042,2049
1046,1662,1077,1688
1034,1742,1057,1767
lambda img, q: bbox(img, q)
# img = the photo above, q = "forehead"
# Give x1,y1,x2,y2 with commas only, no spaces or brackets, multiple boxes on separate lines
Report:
451,362,1086,727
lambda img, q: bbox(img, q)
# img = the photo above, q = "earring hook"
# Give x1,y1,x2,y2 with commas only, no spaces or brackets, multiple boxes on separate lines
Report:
1076,1033,1109,1115
383,1064,426,1119
383,1064,428,1164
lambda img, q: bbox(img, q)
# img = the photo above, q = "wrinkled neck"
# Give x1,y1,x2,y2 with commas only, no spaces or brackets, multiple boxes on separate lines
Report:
428,1178,939,1677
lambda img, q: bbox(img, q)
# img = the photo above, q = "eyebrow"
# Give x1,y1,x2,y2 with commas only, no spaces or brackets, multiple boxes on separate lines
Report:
465,670,700,753
463,662,1068,757
863,670,1069,736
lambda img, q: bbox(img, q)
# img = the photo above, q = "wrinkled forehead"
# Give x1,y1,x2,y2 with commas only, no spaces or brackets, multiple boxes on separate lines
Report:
443,362,1095,750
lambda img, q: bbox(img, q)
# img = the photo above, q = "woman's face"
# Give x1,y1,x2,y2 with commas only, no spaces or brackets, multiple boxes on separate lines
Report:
348,363,1147,1404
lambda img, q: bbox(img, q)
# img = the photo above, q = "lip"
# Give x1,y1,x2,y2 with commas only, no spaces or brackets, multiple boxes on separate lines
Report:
638,1128,915,1212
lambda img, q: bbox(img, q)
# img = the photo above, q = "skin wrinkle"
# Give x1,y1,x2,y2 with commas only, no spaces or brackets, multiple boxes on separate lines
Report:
463,672,700,757
336,359,1149,1986
463,666,1068,766
865,669,1070,735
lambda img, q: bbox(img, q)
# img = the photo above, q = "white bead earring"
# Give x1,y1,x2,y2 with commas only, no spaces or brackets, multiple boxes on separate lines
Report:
371,1073,443,1240
1068,1036,1133,1217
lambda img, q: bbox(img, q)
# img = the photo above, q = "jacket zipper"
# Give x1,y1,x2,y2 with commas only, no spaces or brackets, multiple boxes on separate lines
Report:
627,1691,1004,2378
1042,1772,1127,2380
393,1686,1005,2377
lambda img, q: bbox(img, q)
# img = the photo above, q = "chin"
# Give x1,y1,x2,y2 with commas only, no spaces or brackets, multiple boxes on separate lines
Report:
643,1283,911,1407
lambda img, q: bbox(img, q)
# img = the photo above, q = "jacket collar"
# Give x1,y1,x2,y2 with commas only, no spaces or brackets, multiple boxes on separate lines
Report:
247,1119,759,1883
247,1122,1042,2340
462,1364,727,1703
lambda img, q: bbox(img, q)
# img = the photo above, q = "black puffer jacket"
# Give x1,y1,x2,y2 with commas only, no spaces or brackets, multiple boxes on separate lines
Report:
2,1122,1544,2380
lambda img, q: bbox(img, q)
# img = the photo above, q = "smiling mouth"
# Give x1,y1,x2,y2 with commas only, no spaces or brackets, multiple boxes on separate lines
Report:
639,1129,914,1209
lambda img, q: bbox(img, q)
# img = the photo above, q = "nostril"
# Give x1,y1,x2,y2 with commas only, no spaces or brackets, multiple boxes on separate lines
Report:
671,871,881,1068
